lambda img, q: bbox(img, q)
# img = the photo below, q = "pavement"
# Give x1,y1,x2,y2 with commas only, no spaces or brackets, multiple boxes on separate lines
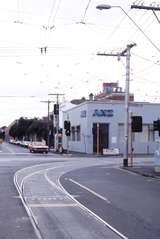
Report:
50,148,160,178
64,153,160,179
123,165,160,178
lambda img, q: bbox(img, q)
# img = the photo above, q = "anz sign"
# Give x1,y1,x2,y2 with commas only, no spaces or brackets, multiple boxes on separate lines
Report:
93,109,114,117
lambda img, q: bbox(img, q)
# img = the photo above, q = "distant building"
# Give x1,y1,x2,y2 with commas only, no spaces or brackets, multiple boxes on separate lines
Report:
94,82,134,102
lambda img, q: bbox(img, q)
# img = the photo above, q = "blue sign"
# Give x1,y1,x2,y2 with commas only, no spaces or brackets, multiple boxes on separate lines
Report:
93,109,113,117
80,110,87,118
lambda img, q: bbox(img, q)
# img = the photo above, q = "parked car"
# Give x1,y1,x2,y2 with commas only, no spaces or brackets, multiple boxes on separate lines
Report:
28,141,48,153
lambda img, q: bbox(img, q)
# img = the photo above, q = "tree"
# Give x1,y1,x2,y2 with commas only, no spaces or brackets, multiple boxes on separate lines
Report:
9,117,48,141
26,118,48,141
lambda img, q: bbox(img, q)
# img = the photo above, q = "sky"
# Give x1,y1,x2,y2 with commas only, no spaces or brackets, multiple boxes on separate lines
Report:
0,0,160,126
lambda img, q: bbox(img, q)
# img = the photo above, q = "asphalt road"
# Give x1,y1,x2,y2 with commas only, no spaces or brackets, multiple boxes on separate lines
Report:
0,142,56,239
60,165,160,239
0,142,159,239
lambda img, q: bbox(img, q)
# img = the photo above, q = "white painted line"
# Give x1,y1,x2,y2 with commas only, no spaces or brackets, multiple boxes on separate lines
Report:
29,203,77,208
58,177,128,239
69,178,111,204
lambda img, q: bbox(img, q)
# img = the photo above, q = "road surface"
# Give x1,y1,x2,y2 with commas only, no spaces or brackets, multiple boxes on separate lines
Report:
0,142,159,239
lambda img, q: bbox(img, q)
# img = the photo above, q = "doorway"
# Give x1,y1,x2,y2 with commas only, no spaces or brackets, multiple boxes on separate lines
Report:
93,123,109,154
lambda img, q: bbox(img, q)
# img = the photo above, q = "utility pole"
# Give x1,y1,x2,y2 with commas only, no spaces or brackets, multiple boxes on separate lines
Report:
48,93,64,151
97,43,136,167
40,100,54,149
131,4,160,24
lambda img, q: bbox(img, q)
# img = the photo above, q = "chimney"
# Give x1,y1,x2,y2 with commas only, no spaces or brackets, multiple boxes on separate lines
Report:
89,93,94,101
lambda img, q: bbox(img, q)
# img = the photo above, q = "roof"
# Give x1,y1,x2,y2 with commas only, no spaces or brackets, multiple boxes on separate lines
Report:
63,100,160,113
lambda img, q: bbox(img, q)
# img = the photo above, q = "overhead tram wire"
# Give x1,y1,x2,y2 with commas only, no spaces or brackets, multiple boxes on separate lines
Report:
100,8,147,48
46,0,58,28
101,5,147,45
132,53,160,65
132,63,160,76
50,0,62,27
124,10,157,47
79,0,92,24
98,9,132,46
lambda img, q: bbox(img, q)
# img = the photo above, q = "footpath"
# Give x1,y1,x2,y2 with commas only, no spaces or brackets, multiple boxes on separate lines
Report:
51,149,160,178
124,164,160,178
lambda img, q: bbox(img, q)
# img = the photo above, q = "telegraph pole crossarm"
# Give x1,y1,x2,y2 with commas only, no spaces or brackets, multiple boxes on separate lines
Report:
131,4,160,11
131,4,160,24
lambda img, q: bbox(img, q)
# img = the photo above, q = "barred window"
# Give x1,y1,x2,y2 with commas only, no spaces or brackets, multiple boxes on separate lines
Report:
71,127,75,141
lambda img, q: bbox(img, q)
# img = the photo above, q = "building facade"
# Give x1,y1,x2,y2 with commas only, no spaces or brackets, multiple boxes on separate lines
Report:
63,101,160,155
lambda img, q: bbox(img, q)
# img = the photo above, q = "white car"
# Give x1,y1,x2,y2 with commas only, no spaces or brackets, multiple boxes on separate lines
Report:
28,141,48,153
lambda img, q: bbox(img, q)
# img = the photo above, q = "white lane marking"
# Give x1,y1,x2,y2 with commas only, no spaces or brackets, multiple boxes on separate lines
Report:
29,203,77,208
58,177,128,239
69,178,111,204
15,163,127,239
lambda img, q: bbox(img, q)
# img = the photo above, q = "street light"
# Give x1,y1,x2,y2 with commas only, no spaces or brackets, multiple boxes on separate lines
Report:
96,4,137,167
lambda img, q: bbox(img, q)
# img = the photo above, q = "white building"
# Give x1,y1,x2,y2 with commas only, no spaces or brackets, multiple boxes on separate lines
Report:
63,100,160,155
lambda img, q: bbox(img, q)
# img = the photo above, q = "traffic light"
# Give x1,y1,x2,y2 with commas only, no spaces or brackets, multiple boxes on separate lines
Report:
65,129,71,136
64,120,71,136
153,120,160,131
54,104,59,115
64,120,70,130
131,116,142,132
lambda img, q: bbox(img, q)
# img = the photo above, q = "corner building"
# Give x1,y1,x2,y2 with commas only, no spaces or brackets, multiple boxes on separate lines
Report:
63,100,160,155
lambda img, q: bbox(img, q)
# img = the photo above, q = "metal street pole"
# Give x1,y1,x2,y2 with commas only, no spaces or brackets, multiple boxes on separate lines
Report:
48,93,64,151
40,100,54,149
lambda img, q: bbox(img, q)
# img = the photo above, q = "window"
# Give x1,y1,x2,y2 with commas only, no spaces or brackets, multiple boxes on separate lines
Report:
118,123,135,143
140,125,148,142
76,125,81,141
118,124,124,143
148,124,155,142
71,127,75,141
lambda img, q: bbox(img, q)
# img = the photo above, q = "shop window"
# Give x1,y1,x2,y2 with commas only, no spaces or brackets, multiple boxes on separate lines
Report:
71,126,75,141
76,125,81,141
